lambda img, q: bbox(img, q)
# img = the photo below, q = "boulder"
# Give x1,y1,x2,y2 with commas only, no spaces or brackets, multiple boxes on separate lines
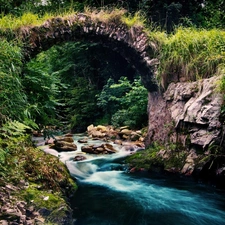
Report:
91,130,106,138
81,145,94,154
74,155,87,161
55,136,74,143
78,138,88,143
96,125,108,132
114,139,122,145
52,141,77,152
81,143,117,154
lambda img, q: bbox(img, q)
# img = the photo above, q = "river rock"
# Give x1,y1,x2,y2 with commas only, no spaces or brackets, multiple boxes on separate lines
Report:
96,125,108,132
91,130,106,138
74,155,87,161
78,138,88,143
81,143,117,154
81,145,93,154
87,124,119,139
114,139,122,145
52,140,77,151
55,136,74,143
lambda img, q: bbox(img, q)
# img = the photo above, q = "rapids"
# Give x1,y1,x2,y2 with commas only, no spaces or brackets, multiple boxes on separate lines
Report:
41,134,225,225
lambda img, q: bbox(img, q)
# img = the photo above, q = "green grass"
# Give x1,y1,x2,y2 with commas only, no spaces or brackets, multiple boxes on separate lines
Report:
0,10,77,31
159,27,225,88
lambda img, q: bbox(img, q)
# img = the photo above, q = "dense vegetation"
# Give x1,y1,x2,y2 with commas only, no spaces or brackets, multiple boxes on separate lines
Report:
0,1,225,220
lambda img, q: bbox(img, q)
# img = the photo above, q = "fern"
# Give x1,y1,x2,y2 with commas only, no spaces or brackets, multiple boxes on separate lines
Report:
0,120,31,139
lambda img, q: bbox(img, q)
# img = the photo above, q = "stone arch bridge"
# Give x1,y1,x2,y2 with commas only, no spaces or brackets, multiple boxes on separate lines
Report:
18,13,159,92
17,13,223,154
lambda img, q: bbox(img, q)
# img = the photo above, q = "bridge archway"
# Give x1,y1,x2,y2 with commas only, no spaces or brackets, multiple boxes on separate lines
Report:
19,13,159,92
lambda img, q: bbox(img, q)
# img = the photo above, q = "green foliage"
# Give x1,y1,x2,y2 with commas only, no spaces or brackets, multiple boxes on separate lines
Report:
218,72,225,117
97,77,131,118
111,79,148,128
121,11,146,28
0,39,26,123
0,120,31,139
0,120,31,179
23,52,63,126
97,77,148,129
67,77,100,131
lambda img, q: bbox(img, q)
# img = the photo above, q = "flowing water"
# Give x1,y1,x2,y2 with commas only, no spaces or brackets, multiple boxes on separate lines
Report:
43,135,225,225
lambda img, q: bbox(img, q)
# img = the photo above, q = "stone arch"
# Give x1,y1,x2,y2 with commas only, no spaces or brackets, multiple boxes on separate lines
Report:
18,13,159,92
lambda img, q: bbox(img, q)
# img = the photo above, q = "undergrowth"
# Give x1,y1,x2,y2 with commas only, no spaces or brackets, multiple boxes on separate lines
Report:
0,121,77,192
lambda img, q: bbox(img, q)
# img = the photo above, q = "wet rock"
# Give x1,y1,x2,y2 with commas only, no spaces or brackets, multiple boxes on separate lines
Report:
45,137,55,145
52,141,77,152
81,145,93,154
74,155,87,161
64,133,73,137
81,143,117,154
114,139,122,145
55,136,74,143
96,125,107,132
91,130,106,138
78,138,88,143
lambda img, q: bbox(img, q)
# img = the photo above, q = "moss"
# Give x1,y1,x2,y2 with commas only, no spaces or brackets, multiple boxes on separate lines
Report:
126,141,187,172
126,142,164,169
20,184,66,210
164,151,187,170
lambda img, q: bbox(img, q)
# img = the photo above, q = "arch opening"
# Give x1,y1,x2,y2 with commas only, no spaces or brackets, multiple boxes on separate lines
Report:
23,40,148,131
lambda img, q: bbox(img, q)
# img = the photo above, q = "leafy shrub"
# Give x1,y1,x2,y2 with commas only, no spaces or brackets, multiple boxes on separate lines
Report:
97,77,148,129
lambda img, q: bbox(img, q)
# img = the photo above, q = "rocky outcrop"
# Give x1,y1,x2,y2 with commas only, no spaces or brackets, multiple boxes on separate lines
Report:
146,76,224,151
164,76,223,150
144,76,225,186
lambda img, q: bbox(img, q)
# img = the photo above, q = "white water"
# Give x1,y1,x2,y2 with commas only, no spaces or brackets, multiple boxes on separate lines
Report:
37,135,225,225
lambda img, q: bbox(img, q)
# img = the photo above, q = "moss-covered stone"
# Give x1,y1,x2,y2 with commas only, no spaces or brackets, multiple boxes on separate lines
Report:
126,142,187,172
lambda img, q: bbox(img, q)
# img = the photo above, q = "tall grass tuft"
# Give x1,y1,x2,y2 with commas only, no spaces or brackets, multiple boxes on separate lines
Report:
159,27,225,88
84,7,126,23
121,11,146,28
0,10,77,31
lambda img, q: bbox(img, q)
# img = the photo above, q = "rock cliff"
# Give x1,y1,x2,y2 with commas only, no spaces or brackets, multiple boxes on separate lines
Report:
144,76,225,187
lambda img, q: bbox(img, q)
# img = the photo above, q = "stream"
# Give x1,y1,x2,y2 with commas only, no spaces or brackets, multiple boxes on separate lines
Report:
43,134,225,225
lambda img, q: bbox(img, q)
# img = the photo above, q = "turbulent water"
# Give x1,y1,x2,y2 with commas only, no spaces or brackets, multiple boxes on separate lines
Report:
43,135,225,225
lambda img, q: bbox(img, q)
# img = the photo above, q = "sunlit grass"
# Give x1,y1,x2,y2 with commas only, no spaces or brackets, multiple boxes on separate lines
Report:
0,9,77,30
84,7,126,23
159,27,225,88
121,11,146,28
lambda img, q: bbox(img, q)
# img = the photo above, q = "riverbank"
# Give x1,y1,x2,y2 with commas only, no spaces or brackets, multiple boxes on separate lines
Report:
0,135,77,225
